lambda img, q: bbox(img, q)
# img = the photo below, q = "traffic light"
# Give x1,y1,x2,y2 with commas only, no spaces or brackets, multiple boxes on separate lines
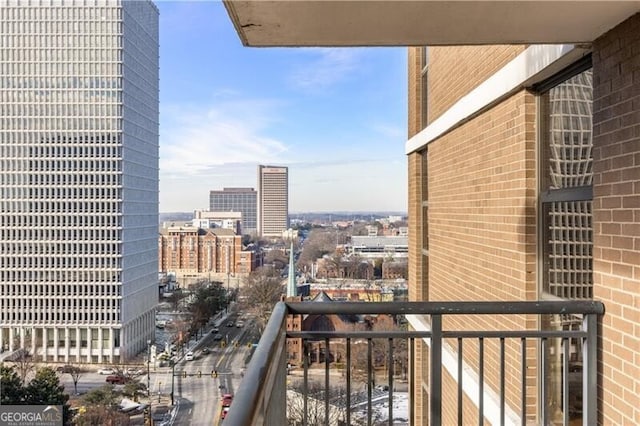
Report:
234,341,239,348
182,371,187,378
197,370,202,378
214,370,218,378
211,370,215,378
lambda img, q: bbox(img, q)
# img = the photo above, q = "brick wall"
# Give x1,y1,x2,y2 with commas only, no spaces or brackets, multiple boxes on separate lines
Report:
428,90,538,423
408,41,540,422
408,47,424,136
428,45,525,122
592,12,640,425
428,91,537,305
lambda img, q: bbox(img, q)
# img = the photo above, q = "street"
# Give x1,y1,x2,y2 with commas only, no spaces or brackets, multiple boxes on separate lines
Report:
171,316,256,425
58,312,258,425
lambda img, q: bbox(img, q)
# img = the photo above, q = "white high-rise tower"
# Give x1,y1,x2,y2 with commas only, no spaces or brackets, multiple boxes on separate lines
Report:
0,0,159,363
257,165,289,238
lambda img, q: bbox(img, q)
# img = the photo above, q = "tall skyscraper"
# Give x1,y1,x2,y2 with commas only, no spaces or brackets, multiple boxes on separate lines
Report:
257,165,288,237
0,1,159,363
209,187,257,235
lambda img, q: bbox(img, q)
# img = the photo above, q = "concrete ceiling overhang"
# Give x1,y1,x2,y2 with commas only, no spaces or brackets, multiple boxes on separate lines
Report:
223,1,640,47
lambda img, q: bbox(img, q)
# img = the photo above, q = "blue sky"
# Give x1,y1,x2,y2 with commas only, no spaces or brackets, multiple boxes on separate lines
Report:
157,1,408,213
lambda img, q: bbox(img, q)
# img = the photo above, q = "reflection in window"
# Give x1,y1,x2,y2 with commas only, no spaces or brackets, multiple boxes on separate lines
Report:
539,68,593,424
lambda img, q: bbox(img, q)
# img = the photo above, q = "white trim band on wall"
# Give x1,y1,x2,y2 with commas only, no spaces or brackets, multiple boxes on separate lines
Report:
405,44,590,155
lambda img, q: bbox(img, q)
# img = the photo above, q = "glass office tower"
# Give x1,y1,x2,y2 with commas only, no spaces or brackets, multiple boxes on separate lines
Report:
0,0,159,363
209,187,257,235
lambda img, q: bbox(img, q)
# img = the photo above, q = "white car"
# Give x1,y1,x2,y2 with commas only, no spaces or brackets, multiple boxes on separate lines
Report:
98,367,115,375
185,351,194,361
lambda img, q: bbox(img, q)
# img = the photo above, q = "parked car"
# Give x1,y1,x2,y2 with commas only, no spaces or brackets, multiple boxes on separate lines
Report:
105,375,128,385
236,321,244,328
202,347,210,354
226,321,234,327
221,406,230,419
98,367,115,375
126,367,144,375
213,334,223,341
221,393,234,407
185,351,194,361
212,327,220,333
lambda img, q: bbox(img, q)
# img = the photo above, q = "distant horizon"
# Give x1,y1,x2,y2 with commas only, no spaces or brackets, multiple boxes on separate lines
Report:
160,210,407,215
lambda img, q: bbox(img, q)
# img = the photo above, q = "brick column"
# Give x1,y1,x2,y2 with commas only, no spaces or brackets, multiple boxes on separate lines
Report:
592,12,640,426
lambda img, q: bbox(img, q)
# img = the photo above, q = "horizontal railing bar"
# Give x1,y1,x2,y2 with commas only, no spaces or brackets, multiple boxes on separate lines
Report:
290,331,432,339
443,330,588,339
289,330,587,339
285,300,604,316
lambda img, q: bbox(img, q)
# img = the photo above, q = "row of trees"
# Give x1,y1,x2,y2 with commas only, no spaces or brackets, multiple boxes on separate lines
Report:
295,227,407,280
163,280,229,350
188,281,228,337
0,365,73,423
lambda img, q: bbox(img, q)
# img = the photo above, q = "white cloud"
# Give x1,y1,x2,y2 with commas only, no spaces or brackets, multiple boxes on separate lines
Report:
159,98,289,177
289,48,362,92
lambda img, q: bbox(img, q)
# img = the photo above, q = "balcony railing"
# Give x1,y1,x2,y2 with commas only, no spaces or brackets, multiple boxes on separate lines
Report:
224,300,604,426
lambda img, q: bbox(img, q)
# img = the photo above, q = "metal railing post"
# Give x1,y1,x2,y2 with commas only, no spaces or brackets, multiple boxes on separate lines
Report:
583,313,597,426
346,337,351,426
430,314,442,426
541,337,549,426
325,337,330,426
303,341,308,426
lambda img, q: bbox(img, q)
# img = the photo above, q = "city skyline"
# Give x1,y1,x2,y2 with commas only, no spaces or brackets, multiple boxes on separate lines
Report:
157,1,408,213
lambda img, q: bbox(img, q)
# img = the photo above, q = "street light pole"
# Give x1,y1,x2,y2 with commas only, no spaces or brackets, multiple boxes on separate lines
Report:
225,242,230,313
170,361,175,406
147,339,151,397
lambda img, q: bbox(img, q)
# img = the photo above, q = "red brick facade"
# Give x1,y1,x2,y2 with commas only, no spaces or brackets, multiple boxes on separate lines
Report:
158,227,253,287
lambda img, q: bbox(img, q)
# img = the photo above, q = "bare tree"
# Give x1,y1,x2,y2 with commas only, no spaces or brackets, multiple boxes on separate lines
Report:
12,349,35,385
324,253,348,278
240,267,284,332
165,289,187,312
264,248,288,271
297,229,337,272
61,363,85,395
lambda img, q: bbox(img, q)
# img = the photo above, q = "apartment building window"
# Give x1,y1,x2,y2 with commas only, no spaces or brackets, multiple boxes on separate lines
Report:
538,62,592,424
540,65,593,300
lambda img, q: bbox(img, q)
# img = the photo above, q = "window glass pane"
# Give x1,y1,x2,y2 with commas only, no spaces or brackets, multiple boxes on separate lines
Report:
539,67,593,425
541,70,593,190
